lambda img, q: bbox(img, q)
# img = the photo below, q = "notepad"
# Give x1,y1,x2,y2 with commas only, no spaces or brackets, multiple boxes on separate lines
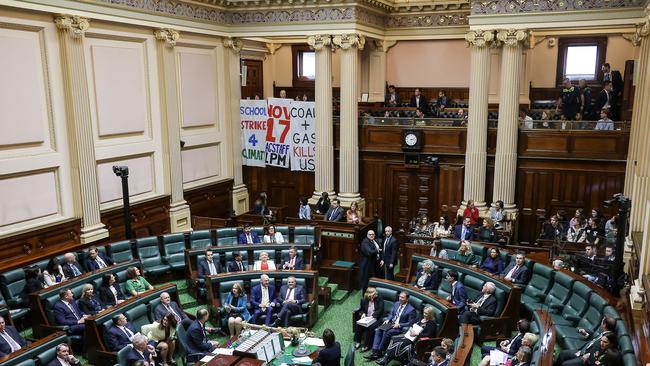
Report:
304,337,325,347
356,317,377,328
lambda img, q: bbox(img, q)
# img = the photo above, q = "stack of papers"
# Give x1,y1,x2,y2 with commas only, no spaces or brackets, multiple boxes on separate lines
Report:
356,317,377,327
489,350,508,366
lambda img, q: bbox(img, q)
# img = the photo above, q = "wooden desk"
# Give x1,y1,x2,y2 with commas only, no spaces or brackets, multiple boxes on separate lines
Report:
535,309,556,366
0,331,66,366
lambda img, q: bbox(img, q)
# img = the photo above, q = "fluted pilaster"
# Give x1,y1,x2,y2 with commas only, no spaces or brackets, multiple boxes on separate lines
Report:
492,29,528,216
462,30,494,216
368,40,396,102
224,38,249,214
333,34,365,207
55,15,108,243
154,28,191,232
307,35,336,203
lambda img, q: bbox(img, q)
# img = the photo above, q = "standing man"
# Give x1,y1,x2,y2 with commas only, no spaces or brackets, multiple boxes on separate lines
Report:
381,226,398,281
557,78,581,120
578,79,593,121
601,62,623,119
359,230,381,292
186,308,219,362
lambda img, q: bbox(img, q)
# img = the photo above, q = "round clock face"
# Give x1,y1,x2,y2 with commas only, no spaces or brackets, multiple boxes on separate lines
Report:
405,133,418,146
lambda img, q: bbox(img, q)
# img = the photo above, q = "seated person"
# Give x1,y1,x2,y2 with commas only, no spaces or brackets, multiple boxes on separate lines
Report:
561,333,620,365
62,252,85,279
541,215,564,240
85,245,114,271
324,199,345,222
282,246,305,270
432,215,452,239
412,214,434,245
511,346,533,366
227,252,248,272
107,313,139,352
435,90,449,115
238,223,261,244
98,273,126,306
186,308,219,362
595,109,614,130
43,257,67,286
567,218,586,243
412,259,437,291
453,218,475,241
490,200,505,229
223,283,250,337
141,313,177,366
0,316,29,357
314,192,330,214
250,274,278,326
364,291,416,360
253,251,276,271
52,288,87,336
429,241,449,260
154,292,188,323
501,253,530,285
346,201,364,224
480,319,531,358
253,192,270,215
602,245,615,262
584,218,601,245
384,84,400,107
125,267,154,296
453,108,467,126
480,248,505,275
453,241,480,267
481,336,537,366
441,338,455,361
22,266,45,306
460,282,498,324
478,218,497,243
263,225,285,244
47,343,81,366
313,329,341,366
78,283,104,315
274,276,305,327
298,197,311,220
427,346,449,366
409,88,427,111
353,287,384,352
463,200,479,225
445,270,467,314
377,306,438,366
198,249,221,278
554,316,616,366
127,334,157,366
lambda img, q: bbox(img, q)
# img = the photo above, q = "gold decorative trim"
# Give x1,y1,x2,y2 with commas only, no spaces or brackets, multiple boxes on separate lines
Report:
630,17,650,46
265,42,282,55
332,33,365,50
465,29,495,47
54,15,90,38
307,35,333,51
224,37,244,53
495,29,529,48
154,28,180,47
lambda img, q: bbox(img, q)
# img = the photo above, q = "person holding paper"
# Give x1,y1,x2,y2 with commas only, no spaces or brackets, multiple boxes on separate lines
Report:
354,287,384,352
479,330,538,366
364,292,416,361
377,306,438,366
480,319,530,358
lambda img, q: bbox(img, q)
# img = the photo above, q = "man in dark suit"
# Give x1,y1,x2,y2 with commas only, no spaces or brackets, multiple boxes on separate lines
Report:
62,253,85,278
47,343,81,366
238,224,261,244
595,81,614,114
250,274,278,325
197,249,221,278
52,288,87,336
227,252,247,272
453,217,475,241
364,291,416,360
324,199,344,222
481,319,530,357
273,276,305,327
384,85,401,107
359,230,381,293
409,88,428,112
85,246,114,271
553,316,616,366
445,270,467,314
0,316,29,356
281,246,304,270
127,334,157,366
381,226,398,281
429,346,449,366
106,313,138,352
602,63,623,120
541,215,564,240
154,292,188,323
460,282,498,324
501,253,530,285
186,308,219,363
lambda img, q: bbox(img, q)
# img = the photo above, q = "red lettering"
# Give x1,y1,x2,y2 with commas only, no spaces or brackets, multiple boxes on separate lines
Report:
266,118,275,142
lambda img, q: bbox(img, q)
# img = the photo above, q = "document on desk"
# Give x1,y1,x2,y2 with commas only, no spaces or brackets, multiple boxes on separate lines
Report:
304,337,325,347
489,350,508,366
292,356,313,365
212,348,234,356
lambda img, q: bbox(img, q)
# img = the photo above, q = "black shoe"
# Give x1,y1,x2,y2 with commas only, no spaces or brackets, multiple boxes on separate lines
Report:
361,346,370,353
375,359,387,366
364,353,379,360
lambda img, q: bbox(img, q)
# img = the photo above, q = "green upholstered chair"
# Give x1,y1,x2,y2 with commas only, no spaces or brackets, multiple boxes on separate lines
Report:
116,345,133,366
162,233,187,271
293,226,316,245
125,303,151,331
0,268,29,321
135,237,172,276
109,240,135,263
522,264,554,305
216,228,239,245
190,230,213,249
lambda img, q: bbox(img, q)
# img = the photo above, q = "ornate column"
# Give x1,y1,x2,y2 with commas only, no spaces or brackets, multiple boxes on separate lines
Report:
460,30,494,217
154,28,191,232
368,40,396,102
55,15,108,243
224,38,249,214
307,35,336,204
263,43,281,99
333,34,365,210
492,29,528,217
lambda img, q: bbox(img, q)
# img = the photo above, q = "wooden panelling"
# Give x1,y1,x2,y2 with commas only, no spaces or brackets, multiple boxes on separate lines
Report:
101,196,170,241
518,131,629,160
361,126,467,154
243,167,315,214
0,219,82,272
530,87,560,101
184,180,233,219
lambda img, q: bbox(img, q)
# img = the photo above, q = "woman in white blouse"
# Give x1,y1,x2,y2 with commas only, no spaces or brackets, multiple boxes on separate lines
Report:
253,251,277,271
43,257,67,286
263,226,285,244
432,215,452,238
141,313,177,366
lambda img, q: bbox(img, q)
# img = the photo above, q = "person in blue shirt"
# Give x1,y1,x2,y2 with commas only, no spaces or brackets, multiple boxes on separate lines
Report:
480,248,505,275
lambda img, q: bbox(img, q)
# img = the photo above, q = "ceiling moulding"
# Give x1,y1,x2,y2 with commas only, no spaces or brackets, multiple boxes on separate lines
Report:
471,0,643,15
387,11,469,27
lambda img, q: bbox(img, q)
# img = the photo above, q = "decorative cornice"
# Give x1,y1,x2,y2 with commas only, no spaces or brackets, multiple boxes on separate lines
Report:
496,29,529,48
630,17,650,46
307,35,333,51
224,37,244,53
54,15,90,38
332,33,365,50
471,0,643,15
374,39,397,52
465,29,495,47
154,28,180,47
266,42,282,54
387,11,469,27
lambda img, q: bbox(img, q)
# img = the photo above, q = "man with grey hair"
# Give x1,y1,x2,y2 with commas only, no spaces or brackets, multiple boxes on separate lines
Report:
47,343,80,366
127,334,157,366
460,281,497,325
381,226,398,281
250,274,277,325
62,253,85,278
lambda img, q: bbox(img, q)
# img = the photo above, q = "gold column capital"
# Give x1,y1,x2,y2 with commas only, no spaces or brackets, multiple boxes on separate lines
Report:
631,18,650,46
154,28,180,47
373,39,397,53
307,35,333,51
54,15,90,38
332,33,365,51
224,37,243,54
496,29,529,48
265,42,282,55
465,30,496,48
